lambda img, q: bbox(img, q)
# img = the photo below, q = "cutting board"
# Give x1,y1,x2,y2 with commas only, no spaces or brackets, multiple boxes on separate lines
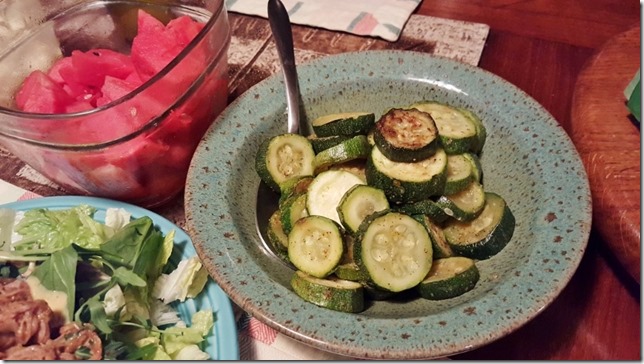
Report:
570,24,641,284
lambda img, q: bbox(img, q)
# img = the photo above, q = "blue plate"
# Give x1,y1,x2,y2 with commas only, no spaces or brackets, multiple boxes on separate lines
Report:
1,195,239,360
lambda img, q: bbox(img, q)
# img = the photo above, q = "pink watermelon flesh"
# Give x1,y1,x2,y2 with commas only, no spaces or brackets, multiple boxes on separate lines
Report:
70,49,136,88
16,71,73,114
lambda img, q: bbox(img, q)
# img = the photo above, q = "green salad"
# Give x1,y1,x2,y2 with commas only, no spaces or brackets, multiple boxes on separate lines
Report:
0,205,214,360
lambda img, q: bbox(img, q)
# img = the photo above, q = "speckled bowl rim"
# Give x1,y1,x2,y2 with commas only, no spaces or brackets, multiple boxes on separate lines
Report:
184,50,592,359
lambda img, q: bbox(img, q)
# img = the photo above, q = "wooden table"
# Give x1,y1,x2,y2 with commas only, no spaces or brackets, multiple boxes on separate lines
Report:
0,0,639,360
415,1,640,360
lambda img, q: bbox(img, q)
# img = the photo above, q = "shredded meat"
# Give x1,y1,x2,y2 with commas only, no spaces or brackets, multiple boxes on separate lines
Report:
0,279,102,360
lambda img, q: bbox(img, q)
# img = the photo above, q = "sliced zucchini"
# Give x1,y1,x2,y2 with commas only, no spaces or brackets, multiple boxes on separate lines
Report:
337,184,390,233
444,192,515,260
396,199,449,223
280,193,309,235
279,176,314,207
444,154,476,195
256,133,315,192
311,112,375,137
373,108,440,162
313,135,371,174
413,214,454,259
362,282,396,301
308,135,353,154
354,210,433,292
333,262,370,282
288,215,344,278
418,257,479,300
463,152,483,183
365,146,447,204
409,102,479,155
456,107,487,154
267,209,291,263
267,209,289,252
306,170,365,225
291,271,365,313
436,181,486,221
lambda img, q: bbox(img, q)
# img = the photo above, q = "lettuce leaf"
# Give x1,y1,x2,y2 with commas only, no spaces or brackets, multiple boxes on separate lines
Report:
13,205,112,252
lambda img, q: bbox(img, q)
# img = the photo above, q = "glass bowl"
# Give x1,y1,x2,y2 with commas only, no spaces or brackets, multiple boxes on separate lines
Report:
0,0,231,208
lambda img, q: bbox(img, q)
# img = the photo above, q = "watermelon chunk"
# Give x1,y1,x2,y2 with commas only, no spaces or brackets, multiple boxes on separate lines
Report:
166,15,205,48
70,49,136,88
96,76,139,107
15,71,73,113
130,10,180,81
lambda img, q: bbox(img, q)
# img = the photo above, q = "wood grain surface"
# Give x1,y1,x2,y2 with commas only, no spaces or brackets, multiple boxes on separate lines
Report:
570,25,641,284
417,1,641,360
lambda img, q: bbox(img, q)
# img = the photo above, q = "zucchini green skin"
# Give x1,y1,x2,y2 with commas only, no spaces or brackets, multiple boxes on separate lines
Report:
463,152,483,183
412,214,454,259
333,263,370,282
397,199,449,223
291,271,365,313
309,135,353,154
311,112,376,137
255,133,316,192
444,192,516,260
444,153,476,195
279,176,314,207
365,147,447,204
362,282,396,301
313,135,371,174
418,257,479,300
436,181,486,222
266,209,292,264
280,193,308,235
373,108,440,163
457,107,487,154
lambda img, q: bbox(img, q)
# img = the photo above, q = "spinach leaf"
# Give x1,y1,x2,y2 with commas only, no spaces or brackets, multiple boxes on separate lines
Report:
99,217,153,268
33,245,78,319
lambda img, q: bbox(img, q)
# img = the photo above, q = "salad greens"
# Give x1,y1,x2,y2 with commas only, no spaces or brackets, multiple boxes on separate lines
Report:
0,205,215,360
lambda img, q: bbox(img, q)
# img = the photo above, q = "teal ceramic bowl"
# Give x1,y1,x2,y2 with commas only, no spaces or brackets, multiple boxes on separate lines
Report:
184,50,592,359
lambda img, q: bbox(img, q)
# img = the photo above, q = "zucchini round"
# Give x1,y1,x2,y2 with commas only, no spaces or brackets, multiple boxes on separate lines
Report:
354,210,433,292
413,214,454,259
313,135,371,174
337,184,390,233
256,133,316,192
333,262,370,282
456,107,487,154
365,146,447,204
288,215,344,278
291,271,365,313
311,112,376,137
418,256,479,300
409,101,479,155
373,108,440,162
309,135,352,154
280,193,309,235
396,199,449,223
444,192,515,260
436,181,486,222
444,153,476,195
